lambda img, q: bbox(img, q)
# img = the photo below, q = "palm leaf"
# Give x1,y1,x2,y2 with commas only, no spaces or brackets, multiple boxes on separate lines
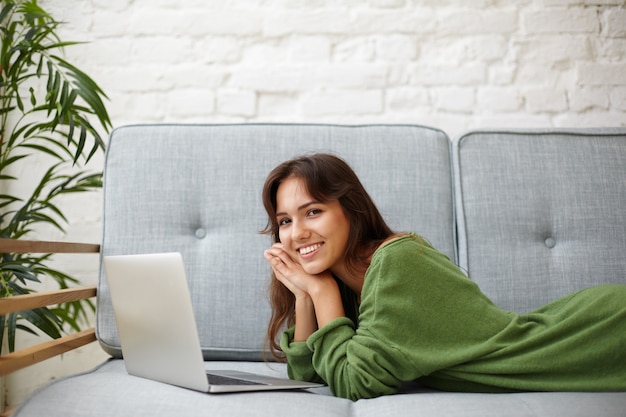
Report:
0,0,110,354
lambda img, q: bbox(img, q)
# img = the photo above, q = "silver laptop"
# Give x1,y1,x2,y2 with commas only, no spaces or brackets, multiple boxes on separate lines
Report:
103,252,324,393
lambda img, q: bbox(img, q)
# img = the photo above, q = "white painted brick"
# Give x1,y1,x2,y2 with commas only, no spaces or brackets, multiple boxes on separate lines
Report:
258,94,300,117
91,10,131,37
200,0,266,7
604,9,626,38
515,63,562,86
69,39,134,66
230,64,389,92
241,40,291,64
568,87,610,111
609,87,626,110
228,66,312,92
386,87,430,111
517,36,592,63
377,36,418,62
301,90,383,115
522,9,599,34
369,0,406,8
316,64,389,89
217,89,257,116
583,0,625,5
334,38,377,62
128,7,181,36
477,87,523,112
289,37,332,62
129,37,194,64
351,10,438,34
109,92,168,123
594,38,626,61
166,88,216,117
419,39,469,66
536,0,623,7
176,9,263,36
419,36,508,66
537,0,585,5
262,0,327,8
464,36,509,62
195,38,243,64
91,0,135,12
45,2,94,36
406,0,497,6
577,63,626,85
432,87,475,113
489,65,517,85
387,64,412,86
438,10,518,36
159,65,228,90
101,66,167,92
524,88,568,112
264,11,351,36
410,64,486,86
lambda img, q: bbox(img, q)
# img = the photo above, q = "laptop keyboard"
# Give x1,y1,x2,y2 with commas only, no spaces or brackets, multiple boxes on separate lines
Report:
206,373,266,386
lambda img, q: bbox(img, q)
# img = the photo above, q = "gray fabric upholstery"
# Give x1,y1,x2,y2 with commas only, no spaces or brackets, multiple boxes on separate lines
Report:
12,124,626,417
15,360,626,417
455,128,626,312
96,123,455,360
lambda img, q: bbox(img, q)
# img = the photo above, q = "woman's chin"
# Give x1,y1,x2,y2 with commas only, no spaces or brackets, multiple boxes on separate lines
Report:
301,264,327,276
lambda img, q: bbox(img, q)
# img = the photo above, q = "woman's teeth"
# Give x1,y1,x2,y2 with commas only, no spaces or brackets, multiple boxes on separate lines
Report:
299,244,322,255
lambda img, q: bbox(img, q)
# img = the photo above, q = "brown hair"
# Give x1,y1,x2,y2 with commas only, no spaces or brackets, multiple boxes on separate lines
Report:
261,153,394,360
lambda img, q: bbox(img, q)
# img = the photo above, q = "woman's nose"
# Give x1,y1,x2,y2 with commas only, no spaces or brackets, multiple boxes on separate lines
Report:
291,220,310,241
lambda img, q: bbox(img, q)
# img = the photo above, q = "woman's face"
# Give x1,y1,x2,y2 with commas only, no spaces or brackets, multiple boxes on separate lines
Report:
275,176,351,277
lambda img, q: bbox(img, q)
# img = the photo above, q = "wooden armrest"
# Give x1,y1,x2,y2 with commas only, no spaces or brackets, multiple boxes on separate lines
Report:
0,286,97,316
0,238,100,254
0,329,97,376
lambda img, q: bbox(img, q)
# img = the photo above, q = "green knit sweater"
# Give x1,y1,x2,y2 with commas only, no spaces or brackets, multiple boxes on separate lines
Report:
280,234,626,400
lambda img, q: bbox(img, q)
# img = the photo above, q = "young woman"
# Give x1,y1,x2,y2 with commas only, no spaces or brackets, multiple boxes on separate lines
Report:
262,153,626,401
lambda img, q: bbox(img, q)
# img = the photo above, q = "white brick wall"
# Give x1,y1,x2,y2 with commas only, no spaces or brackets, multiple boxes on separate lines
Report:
5,0,626,407
43,0,625,135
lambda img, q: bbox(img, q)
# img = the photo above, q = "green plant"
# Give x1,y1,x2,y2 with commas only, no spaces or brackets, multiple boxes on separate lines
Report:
0,0,111,352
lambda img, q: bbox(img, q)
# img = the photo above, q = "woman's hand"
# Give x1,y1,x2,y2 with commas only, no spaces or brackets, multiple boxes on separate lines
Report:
264,243,330,298
264,243,345,333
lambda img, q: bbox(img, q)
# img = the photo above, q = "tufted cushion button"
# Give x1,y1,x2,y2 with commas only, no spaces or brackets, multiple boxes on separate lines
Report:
195,228,207,239
544,237,556,248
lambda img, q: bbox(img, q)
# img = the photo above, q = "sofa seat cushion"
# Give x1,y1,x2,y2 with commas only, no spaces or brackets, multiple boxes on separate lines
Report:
13,360,626,417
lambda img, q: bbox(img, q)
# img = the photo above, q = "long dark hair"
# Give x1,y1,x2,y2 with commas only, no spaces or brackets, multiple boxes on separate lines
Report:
261,153,394,360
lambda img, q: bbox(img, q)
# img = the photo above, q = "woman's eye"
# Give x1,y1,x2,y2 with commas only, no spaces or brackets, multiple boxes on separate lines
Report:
278,218,291,226
307,209,322,216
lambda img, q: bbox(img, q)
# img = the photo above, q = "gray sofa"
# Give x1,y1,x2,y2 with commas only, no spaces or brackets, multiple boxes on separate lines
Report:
14,124,626,416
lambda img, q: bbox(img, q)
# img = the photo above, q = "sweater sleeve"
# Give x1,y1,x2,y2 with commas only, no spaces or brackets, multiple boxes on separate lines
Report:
280,326,324,384
306,317,411,400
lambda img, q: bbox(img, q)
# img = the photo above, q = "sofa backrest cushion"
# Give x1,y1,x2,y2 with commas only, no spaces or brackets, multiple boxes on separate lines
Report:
97,123,455,360
455,128,626,313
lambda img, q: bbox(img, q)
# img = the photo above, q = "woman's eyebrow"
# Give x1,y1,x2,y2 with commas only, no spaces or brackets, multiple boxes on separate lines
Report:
276,201,320,217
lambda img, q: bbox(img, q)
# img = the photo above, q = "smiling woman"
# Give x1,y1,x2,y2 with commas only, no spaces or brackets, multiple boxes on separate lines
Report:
264,176,352,344
262,153,394,354
259,153,626,401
